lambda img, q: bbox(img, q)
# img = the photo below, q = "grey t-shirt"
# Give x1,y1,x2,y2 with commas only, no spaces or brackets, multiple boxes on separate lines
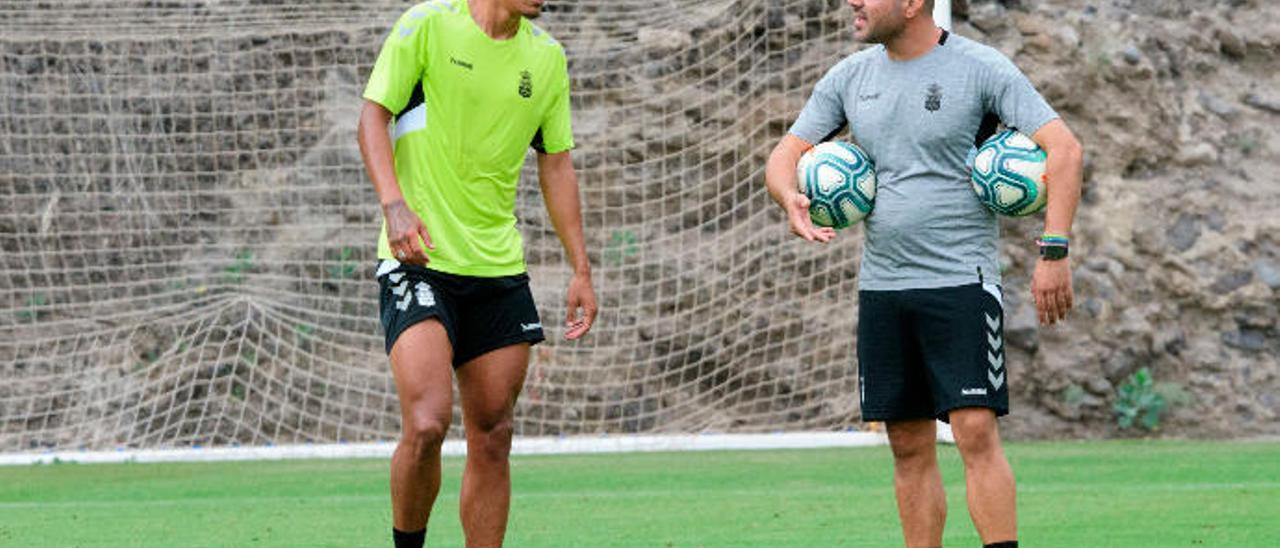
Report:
789,32,1058,291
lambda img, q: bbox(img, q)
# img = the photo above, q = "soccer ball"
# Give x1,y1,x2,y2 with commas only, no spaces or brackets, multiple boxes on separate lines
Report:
796,141,876,229
970,129,1047,217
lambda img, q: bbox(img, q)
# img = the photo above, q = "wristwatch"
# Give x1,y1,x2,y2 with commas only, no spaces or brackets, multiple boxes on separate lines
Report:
1039,244,1069,261
1037,234,1069,261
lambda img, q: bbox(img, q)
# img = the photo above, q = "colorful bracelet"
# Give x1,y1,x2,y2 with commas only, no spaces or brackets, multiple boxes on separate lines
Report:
1037,234,1069,247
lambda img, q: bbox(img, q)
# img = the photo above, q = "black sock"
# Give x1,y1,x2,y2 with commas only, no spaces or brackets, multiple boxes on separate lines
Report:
984,542,1017,548
393,528,426,548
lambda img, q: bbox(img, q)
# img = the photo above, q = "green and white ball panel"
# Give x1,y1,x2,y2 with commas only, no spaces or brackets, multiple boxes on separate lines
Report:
1002,131,1040,151
815,163,848,194
1002,156,1046,216
797,141,876,229
855,171,875,202
970,129,1048,217
973,147,997,174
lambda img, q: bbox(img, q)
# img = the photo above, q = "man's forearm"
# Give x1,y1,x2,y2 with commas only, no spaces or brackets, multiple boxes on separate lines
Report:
765,135,811,209
357,101,404,207
539,159,591,275
1033,121,1084,237
762,145,803,207
766,150,797,209
1041,144,1082,237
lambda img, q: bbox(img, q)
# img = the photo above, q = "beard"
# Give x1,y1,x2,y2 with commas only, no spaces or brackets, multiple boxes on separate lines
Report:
519,1,543,19
855,7,906,44
861,23,902,44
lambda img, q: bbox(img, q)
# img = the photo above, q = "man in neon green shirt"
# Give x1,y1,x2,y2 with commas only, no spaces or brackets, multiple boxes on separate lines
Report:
356,1,596,546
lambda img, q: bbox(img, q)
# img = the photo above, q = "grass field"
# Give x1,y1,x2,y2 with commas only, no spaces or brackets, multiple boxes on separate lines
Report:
2,440,1278,547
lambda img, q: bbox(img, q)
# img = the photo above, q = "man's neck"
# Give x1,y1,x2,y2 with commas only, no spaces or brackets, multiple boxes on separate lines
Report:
469,0,521,40
883,20,942,62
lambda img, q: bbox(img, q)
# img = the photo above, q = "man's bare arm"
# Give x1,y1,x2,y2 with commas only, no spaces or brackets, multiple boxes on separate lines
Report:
765,134,834,243
357,100,432,263
536,150,597,339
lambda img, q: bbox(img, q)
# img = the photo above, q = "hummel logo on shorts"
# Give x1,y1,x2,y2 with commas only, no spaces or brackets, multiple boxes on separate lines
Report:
962,387,988,396
521,322,541,332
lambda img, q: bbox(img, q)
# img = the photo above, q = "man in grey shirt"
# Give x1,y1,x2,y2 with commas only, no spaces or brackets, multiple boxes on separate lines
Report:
765,0,1083,546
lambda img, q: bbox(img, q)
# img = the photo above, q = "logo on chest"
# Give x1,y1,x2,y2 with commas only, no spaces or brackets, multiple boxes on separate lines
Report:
925,83,943,112
450,56,473,70
518,70,533,99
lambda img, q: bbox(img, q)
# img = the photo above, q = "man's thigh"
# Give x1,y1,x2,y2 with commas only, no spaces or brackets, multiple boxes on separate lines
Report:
389,319,455,425
456,344,530,428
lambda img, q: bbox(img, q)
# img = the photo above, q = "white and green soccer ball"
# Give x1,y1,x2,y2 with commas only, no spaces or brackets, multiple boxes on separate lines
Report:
970,129,1047,217
796,141,876,229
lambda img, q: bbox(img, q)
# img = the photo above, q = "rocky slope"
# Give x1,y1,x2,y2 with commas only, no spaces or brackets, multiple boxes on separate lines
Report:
951,0,1280,437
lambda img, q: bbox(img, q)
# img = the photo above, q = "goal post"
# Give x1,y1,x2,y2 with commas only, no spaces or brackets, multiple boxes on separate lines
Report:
935,0,953,30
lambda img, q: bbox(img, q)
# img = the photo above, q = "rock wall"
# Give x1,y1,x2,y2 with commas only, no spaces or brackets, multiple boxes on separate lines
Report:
952,0,1280,437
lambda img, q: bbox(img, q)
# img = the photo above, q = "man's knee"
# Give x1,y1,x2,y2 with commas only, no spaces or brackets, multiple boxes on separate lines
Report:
887,421,937,467
949,408,1001,460
468,417,514,463
402,414,450,460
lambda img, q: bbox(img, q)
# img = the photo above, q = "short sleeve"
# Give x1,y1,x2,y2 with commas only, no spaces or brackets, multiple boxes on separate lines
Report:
984,55,1058,136
532,53,574,154
788,61,850,145
363,8,429,115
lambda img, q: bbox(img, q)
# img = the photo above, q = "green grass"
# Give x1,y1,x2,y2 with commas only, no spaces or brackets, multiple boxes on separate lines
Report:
1,441,1278,547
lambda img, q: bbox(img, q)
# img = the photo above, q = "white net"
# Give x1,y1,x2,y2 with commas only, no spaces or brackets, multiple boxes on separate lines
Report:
1,0,866,453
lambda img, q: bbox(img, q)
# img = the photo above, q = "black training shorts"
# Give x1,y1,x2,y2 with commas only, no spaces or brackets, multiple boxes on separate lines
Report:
857,282,1009,423
376,260,545,367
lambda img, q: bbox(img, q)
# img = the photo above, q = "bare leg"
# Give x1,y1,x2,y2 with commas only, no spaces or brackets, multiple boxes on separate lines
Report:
456,343,530,548
887,419,947,548
949,407,1017,544
388,320,454,534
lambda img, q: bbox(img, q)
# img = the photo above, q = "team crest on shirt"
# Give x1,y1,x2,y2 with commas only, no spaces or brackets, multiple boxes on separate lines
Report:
518,70,533,99
925,83,942,112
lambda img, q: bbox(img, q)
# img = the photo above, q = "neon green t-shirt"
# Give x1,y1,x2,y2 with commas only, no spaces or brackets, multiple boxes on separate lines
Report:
363,0,574,277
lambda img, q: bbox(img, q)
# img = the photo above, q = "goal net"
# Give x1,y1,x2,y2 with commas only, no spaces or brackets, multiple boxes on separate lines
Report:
1,0,869,455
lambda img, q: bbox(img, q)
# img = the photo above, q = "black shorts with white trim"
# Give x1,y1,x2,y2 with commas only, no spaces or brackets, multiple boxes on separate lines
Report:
376,260,545,367
857,282,1009,423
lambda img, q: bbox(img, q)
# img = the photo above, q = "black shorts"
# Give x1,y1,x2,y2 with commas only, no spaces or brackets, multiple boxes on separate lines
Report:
376,260,545,367
857,282,1009,423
